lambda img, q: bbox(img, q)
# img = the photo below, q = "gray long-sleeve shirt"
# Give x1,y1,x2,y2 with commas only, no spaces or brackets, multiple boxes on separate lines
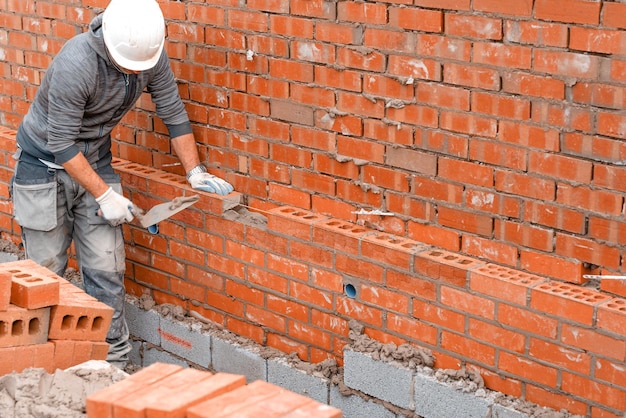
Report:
17,14,192,168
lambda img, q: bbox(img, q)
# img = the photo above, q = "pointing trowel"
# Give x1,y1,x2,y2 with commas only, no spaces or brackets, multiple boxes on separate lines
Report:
132,194,200,234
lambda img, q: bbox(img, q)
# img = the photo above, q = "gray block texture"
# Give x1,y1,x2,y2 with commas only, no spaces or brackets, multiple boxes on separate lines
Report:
344,349,414,410
414,374,490,418
267,358,330,404
211,336,267,383
125,301,161,345
143,346,189,368
330,385,397,418
159,316,212,368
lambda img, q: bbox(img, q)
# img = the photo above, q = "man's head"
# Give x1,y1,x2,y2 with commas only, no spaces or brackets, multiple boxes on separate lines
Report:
102,0,165,72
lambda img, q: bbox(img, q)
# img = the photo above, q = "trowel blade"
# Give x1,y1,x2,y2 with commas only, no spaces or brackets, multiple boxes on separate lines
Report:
136,195,200,228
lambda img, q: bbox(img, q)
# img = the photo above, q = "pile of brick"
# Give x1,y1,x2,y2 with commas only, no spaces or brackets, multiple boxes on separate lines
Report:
0,259,113,375
87,362,342,418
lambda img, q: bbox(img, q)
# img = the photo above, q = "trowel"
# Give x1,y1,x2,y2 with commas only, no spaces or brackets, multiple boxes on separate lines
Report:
132,194,200,234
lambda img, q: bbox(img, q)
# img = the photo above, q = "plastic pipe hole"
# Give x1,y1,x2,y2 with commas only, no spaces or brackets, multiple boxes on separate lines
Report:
344,283,357,298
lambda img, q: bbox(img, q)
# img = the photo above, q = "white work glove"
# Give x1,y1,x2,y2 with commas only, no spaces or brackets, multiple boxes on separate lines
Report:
188,172,234,195
95,187,134,226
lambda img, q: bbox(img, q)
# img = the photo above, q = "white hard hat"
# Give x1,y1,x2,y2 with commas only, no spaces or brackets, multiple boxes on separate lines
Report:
102,0,165,72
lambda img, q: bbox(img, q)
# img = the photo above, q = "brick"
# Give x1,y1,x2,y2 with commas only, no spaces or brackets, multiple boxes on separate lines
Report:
113,368,245,418
48,292,113,342
0,271,10,310
0,305,50,348
86,362,184,418
190,380,317,418
469,264,547,306
148,373,245,418
312,218,369,255
530,282,611,325
0,342,55,375
10,270,60,309
267,206,327,241
361,233,424,271
187,380,281,417
415,248,484,288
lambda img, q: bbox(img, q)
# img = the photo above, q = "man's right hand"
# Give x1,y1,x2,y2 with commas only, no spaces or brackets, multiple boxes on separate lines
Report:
95,187,134,226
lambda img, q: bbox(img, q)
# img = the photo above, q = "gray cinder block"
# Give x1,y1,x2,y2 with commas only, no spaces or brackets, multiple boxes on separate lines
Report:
125,301,161,345
329,385,397,418
159,316,211,368
414,374,490,418
211,335,267,383
343,349,414,410
267,358,330,404
143,346,188,368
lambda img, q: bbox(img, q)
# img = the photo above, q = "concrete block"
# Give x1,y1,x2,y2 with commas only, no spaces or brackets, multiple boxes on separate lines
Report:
267,357,330,404
159,315,211,368
211,335,267,383
125,301,161,345
343,349,414,410
143,345,188,368
128,340,143,367
491,403,528,418
329,385,396,418
414,373,491,418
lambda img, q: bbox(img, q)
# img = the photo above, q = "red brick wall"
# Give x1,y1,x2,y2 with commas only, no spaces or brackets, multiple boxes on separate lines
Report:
1,1,626,416
1,0,625,283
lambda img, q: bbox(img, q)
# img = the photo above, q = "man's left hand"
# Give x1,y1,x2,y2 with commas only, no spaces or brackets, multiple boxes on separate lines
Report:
188,172,234,195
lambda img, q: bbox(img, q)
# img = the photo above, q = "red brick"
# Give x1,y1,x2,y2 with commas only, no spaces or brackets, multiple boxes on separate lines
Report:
86,363,184,418
114,369,245,418
470,264,546,306
499,351,558,387
187,380,280,417
535,0,601,25
0,305,50,348
415,249,483,287
0,271,10,311
48,285,113,342
188,380,315,418
0,342,55,375
501,304,559,340
562,372,626,411
361,233,424,271
10,271,60,309
530,282,611,325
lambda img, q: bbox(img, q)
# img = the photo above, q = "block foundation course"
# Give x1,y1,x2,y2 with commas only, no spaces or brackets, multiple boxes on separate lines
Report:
126,295,581,418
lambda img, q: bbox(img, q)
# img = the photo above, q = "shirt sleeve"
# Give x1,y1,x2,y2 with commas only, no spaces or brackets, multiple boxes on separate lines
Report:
46,50,95,164
147,50,192,138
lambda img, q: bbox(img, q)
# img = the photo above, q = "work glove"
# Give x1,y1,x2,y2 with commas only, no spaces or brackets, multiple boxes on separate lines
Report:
95,187,134,226
188,172,234,195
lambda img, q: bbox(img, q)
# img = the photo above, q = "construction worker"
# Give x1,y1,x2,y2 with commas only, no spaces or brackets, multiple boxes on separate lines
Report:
10,0,233,368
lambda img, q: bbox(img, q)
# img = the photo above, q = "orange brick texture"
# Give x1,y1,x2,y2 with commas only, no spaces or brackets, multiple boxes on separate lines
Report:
0,2,624,286
0,0,624,415
0,259,113,375
0,128,624,415
86,362,341,418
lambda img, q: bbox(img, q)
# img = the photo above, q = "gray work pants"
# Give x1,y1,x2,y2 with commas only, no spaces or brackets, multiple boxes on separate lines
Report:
11,159,131,365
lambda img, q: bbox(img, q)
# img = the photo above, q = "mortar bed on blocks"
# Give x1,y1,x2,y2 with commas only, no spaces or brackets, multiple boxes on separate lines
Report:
0,238,581,418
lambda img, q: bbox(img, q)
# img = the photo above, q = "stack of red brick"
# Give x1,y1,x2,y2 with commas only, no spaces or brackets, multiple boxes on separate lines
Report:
87,362,342,418
0,259,113,375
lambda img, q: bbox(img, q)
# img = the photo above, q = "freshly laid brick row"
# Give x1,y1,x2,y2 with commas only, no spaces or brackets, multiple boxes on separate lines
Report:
0,260,114,375
86,362,341,418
